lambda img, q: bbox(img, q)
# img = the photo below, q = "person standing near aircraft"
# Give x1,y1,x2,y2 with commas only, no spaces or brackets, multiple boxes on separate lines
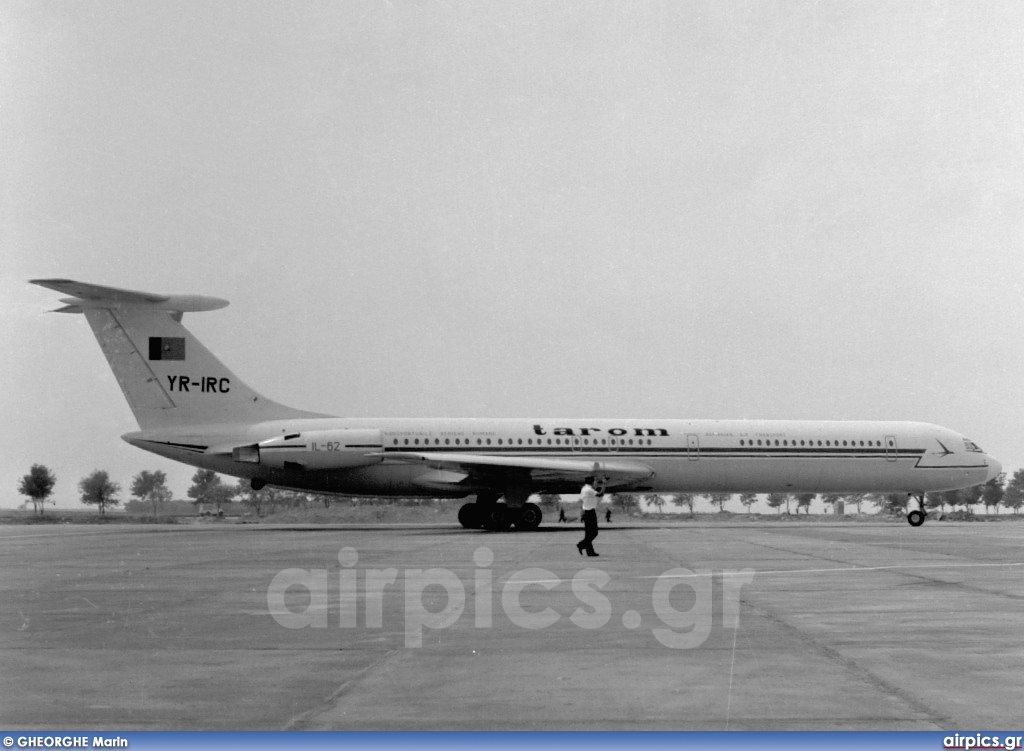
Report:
576,479,603,557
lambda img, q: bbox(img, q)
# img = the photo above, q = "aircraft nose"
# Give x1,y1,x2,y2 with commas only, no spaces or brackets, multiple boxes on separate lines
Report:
986,456,1002,483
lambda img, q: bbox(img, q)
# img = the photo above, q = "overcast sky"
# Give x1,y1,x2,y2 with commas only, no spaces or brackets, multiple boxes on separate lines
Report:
4,1,1023,509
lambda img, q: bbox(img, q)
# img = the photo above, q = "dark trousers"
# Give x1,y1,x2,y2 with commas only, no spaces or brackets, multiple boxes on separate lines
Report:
579,509,599,554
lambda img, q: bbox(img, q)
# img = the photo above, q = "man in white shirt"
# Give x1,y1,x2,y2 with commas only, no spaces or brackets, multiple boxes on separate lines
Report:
576,478,603,557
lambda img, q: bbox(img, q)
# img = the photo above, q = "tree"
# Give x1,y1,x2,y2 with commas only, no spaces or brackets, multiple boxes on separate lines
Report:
739,492,757,514
19,464,56,517
130,470,172,518
1003,469,1024,515
610,493,638,511
956,484,983,514
709,492,731,512
79,470,120,516
820,493,843,514
795,493,815,514
981,474,1006,513
236,478,279,517
643,493,666,513
766,493,787,513
671,493,695,517
849,493,869,514
934,490,960,513
187,469,236,513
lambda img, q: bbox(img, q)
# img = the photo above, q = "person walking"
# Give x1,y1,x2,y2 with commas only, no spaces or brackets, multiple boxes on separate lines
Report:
576,478,603,557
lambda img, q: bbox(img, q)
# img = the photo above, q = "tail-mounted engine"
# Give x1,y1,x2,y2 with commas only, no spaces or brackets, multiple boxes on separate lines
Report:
233,429,383,471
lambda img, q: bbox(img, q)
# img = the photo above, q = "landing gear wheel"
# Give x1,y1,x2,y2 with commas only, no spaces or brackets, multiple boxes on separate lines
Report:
485,504,514,531
458,503,483,529
907,509,926,527
513,502,543,531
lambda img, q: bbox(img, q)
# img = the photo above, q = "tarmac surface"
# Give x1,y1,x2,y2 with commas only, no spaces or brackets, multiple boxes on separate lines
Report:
2,519,1022,730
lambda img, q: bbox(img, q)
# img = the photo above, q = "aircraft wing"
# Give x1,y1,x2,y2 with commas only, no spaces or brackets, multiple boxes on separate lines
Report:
378,451,654,490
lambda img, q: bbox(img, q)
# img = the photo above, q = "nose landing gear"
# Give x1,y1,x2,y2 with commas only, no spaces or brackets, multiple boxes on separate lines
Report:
906,493,926,526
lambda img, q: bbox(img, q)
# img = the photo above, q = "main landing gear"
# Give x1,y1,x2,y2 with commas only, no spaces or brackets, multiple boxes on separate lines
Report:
458,491,543,532
907,493,926,527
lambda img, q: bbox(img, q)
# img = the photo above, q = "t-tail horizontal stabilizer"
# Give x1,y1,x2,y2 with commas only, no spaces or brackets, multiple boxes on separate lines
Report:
31,278,229,315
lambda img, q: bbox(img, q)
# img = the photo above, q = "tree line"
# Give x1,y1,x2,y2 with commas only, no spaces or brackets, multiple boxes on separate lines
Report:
16,463,1024,517
16,464,427,518
619,474,1021,516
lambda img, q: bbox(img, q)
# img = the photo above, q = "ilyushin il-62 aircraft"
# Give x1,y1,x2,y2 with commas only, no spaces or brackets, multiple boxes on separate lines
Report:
33,279,1001,530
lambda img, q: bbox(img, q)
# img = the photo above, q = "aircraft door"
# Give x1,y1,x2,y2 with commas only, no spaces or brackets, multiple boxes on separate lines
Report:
571,436,582,453
885,435,897,462
687,433,700,461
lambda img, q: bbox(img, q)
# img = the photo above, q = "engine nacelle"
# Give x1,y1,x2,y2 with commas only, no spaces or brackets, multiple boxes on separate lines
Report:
234,429,383,470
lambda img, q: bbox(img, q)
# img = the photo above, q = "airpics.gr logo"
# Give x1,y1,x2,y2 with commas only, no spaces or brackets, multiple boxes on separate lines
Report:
267,546,755,649
148,336,185,361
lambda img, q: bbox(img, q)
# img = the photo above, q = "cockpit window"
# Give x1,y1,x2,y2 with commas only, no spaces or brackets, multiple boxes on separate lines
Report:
964,439,984,453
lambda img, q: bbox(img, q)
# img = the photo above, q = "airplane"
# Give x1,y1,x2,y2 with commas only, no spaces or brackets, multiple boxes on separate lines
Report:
32,279,1001,530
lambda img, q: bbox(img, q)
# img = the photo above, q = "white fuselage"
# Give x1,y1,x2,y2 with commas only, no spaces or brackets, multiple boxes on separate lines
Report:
124,417,998,498
32,279,1002,530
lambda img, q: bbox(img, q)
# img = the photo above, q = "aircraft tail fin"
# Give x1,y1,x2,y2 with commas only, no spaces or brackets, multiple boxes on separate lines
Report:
31,279,326,429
